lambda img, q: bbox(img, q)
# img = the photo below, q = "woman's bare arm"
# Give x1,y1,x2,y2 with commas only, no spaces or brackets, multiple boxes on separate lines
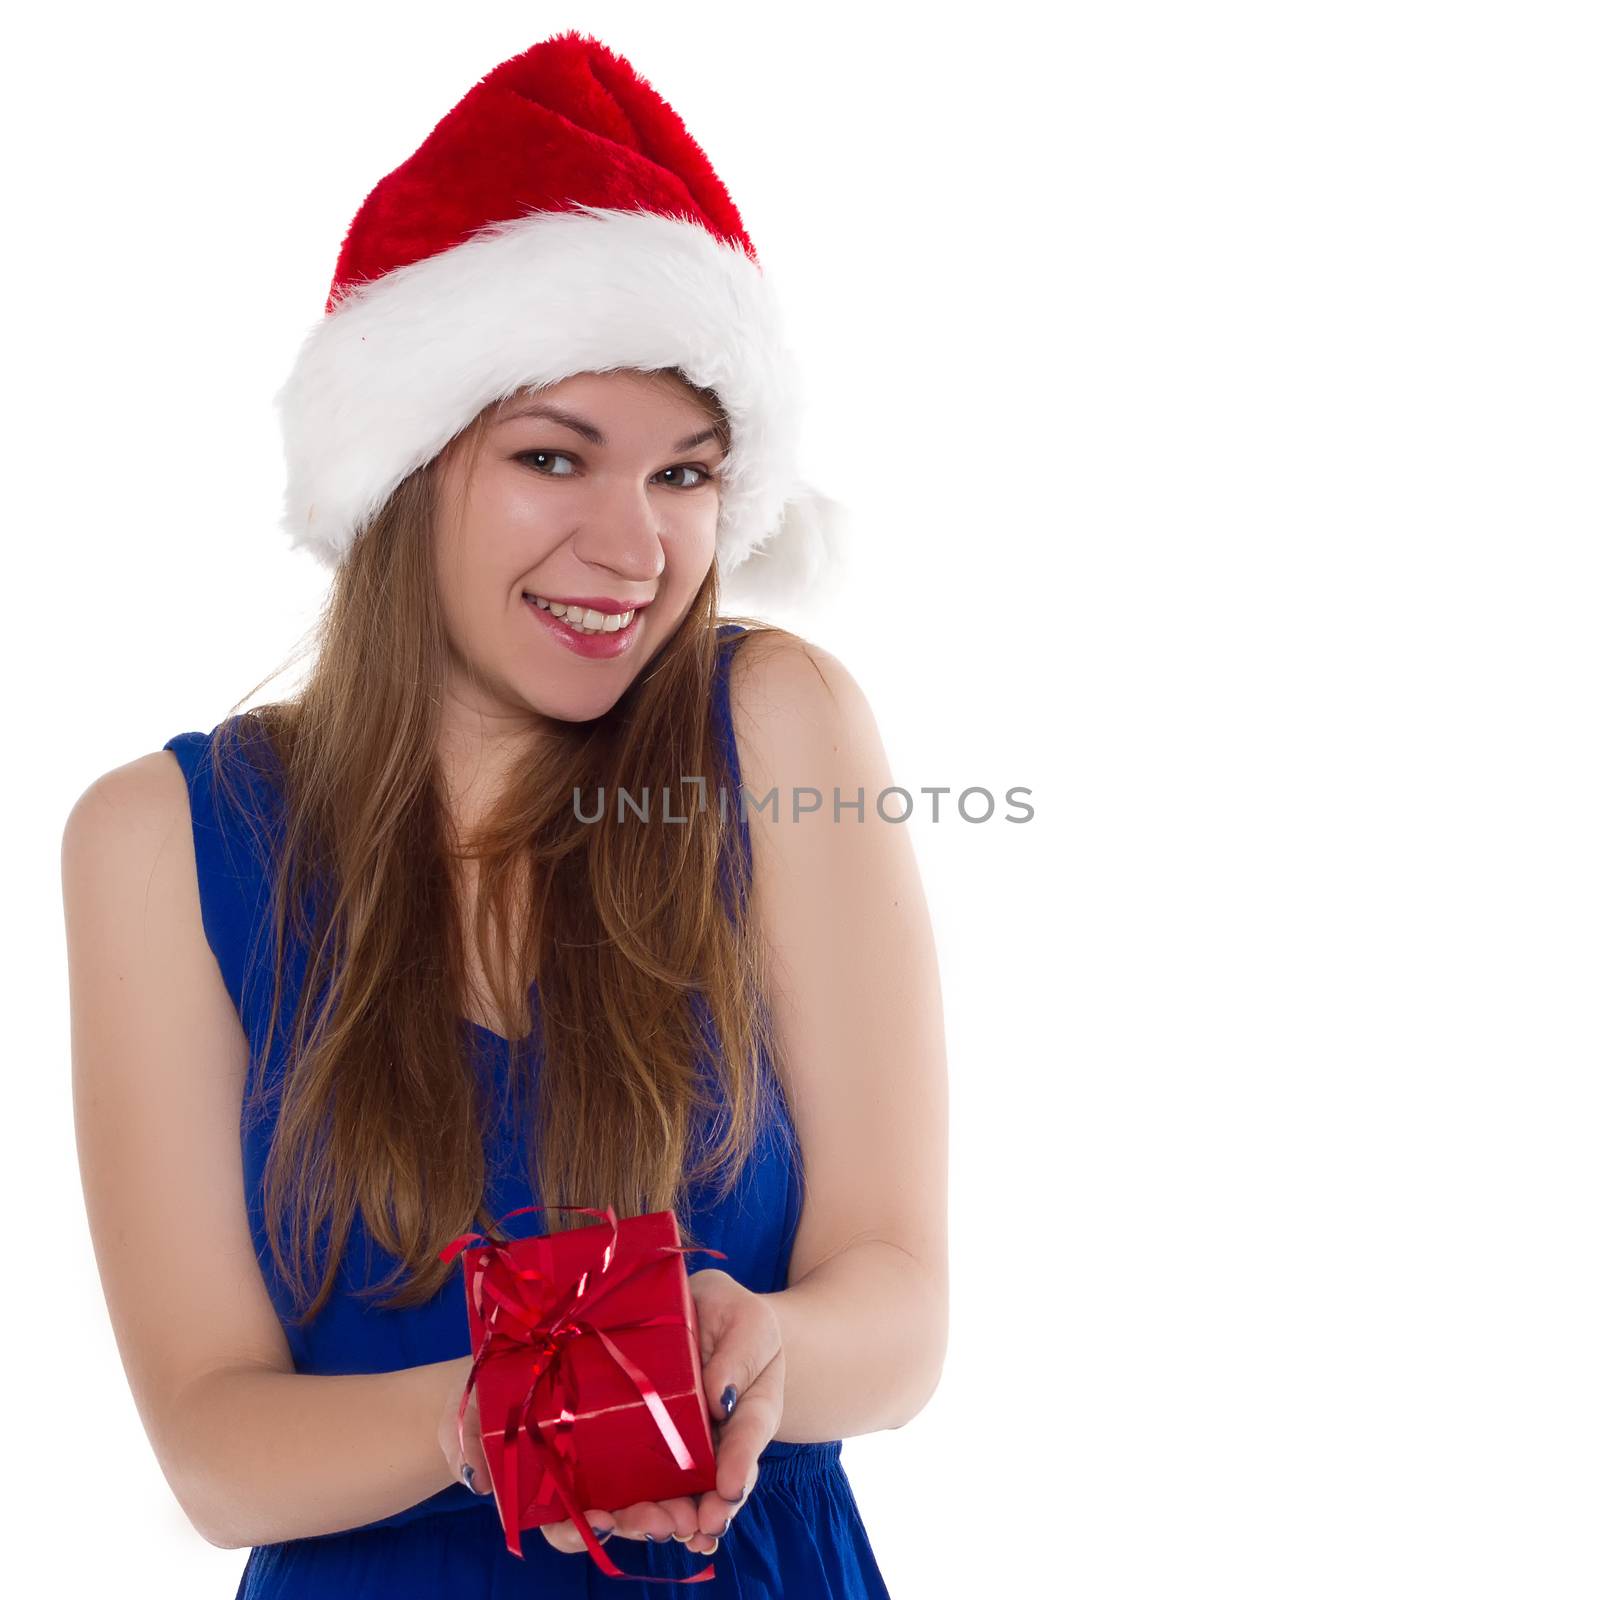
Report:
728,636,950,1441
63,753,467,1549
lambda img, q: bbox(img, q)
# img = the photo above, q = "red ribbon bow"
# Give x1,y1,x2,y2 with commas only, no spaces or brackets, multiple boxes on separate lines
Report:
439,1203,728,1583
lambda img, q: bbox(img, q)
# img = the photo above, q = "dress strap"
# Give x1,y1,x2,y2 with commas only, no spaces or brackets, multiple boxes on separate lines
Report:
161,719,286,1037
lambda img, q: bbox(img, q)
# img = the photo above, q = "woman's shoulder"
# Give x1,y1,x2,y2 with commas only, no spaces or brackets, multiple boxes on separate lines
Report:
64,746,197,866
719,625,885,806
724,624,875,732
66,724,257,885
81,718,278,863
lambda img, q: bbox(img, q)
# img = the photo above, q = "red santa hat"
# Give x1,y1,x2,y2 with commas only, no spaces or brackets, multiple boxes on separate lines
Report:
273,30,845,607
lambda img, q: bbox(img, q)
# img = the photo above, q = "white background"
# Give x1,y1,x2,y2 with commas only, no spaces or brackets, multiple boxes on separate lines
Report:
11,1,1597,1594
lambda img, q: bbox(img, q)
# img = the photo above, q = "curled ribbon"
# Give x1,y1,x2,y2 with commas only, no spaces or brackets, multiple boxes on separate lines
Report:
439,1203,729,1583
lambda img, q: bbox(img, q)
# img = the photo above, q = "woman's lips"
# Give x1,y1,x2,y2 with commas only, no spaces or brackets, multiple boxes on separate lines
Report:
521,595,644,659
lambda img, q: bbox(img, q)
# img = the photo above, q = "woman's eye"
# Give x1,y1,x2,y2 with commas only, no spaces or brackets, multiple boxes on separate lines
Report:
658,463,716,489
515,450,577,477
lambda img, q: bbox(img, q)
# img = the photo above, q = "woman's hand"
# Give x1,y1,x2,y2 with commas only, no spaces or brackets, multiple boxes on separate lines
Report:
538,1267,787,1555
437,1353,493,1498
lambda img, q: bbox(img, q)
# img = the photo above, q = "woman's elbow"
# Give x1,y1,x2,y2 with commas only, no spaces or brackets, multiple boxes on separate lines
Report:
891,1278,948,1428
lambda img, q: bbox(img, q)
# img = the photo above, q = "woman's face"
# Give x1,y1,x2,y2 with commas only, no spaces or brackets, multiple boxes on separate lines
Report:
432,368,724,729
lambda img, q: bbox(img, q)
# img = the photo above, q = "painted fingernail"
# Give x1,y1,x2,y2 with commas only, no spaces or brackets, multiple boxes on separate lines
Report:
459,1464,476,1491
721,1383,738,1417
590,1523,614,1543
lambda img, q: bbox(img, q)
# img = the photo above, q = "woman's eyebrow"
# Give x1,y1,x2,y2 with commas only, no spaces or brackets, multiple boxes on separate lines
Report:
496,402,722,453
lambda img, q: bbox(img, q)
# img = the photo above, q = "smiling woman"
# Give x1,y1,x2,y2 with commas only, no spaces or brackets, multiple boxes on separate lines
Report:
64,26,942,1600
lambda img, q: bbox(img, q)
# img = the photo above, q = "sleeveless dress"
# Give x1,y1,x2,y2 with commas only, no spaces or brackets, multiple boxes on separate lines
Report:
161,621,894,1599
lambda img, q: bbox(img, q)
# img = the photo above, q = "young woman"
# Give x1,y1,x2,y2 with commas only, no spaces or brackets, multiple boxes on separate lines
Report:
63,31,947,1597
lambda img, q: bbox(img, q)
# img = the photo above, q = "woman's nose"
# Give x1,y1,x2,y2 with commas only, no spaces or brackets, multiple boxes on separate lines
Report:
568,505,669,583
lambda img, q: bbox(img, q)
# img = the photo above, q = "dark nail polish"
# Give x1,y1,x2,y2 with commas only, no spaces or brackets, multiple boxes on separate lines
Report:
721,1383,738,1417
460,1463,476,1491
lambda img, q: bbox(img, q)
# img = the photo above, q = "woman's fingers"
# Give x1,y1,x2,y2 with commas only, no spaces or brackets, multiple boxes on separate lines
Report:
538,1495,717,1554
684,1270,787,1539
539,1514,607,1553
438,1356,493,1494
699,1349,781,1529
618,1495,700,1543
694,1481,746,1541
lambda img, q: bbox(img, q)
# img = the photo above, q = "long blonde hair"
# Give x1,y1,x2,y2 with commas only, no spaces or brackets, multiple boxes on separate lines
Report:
205,370,798,1327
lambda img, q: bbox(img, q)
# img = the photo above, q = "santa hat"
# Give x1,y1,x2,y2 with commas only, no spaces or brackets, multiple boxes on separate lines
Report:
273,30,845,608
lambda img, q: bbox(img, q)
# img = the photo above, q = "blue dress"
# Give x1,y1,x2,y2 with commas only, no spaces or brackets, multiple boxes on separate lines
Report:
162,622,893,1598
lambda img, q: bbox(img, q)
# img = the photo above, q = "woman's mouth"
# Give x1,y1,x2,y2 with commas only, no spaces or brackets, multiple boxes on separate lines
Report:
521,593,645,659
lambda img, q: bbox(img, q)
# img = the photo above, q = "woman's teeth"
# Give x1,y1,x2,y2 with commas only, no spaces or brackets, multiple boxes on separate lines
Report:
523,595,636,634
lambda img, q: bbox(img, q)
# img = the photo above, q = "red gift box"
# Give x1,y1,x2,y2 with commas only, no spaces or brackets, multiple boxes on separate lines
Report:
440,1204,726,1582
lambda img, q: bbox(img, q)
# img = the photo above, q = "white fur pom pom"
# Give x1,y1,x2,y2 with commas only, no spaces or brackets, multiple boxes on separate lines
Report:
719,483,852,614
